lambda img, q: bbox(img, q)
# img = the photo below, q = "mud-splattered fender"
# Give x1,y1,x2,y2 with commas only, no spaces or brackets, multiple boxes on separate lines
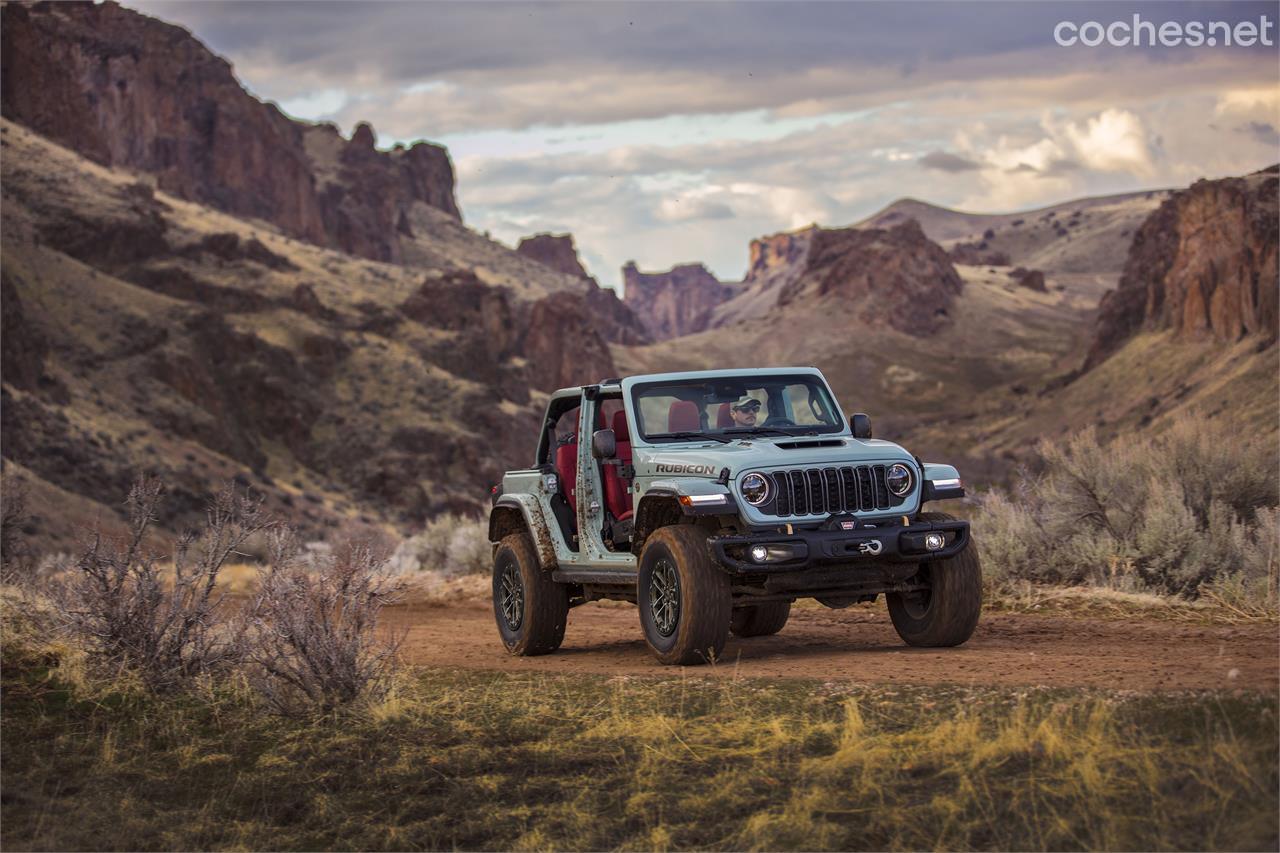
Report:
488,494,558,570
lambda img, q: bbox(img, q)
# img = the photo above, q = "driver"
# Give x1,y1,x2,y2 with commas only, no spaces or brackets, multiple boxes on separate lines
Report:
728,395,762,427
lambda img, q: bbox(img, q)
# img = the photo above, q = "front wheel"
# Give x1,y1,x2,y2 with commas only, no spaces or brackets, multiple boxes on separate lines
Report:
638,525,731,665
886,512,982,647
493,533,568,656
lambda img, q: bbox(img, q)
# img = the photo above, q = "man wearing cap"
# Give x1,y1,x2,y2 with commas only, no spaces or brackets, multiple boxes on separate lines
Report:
728,396,762,427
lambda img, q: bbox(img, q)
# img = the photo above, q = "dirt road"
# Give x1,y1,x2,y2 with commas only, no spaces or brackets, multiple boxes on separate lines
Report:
387,596,1279,692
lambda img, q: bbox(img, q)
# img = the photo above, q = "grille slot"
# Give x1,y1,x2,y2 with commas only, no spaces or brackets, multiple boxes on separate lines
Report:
759,464,905,516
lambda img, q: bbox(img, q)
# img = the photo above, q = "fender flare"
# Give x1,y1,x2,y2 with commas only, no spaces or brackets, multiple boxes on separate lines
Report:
488,494,558,570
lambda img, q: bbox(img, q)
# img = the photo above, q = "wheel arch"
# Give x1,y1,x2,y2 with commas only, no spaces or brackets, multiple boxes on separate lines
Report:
488,495,558,570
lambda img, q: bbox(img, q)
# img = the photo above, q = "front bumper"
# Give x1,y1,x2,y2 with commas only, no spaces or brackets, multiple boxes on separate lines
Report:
711,516,969,573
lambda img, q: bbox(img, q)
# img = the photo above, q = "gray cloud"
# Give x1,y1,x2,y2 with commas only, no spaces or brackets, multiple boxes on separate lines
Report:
920,150,982,172
132,1,1277,134
1238,121,1280,147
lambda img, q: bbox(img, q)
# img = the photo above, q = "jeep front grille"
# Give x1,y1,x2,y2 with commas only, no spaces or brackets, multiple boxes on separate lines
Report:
766,465,904,516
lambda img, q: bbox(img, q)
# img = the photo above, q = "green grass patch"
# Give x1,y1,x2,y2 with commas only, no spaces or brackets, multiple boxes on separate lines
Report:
3,640,1276,851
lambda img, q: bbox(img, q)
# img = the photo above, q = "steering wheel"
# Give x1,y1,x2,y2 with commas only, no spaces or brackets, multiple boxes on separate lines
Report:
763,417,796,427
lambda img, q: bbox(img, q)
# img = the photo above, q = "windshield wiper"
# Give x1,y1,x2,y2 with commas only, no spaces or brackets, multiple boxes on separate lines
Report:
651,431,733,444
721,427,818,437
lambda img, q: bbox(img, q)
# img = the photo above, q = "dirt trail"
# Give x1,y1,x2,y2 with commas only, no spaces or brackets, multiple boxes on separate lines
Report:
386,596,1279,692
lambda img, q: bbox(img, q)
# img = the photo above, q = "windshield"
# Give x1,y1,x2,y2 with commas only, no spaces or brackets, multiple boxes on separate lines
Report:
631,374,844,442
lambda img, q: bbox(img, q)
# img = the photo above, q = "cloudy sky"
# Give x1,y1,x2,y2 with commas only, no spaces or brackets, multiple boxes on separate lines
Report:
135,1,1279,290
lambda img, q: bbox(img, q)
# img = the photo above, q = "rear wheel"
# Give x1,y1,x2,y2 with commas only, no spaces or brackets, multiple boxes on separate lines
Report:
886,512,982,647
730,601,792,637
638,525,731,665
493,533,568,655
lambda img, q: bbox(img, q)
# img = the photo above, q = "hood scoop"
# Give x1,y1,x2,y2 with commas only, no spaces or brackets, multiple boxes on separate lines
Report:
775,439,844,449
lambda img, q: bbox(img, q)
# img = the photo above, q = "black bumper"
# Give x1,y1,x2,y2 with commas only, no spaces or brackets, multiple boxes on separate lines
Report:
711,517,970,573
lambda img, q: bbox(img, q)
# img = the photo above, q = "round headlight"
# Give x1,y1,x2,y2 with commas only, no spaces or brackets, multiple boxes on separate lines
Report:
740,472,771,506
886,463,913,497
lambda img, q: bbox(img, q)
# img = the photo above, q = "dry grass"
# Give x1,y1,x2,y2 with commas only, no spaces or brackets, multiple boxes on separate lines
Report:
984,580,1280,623
3,605,1277,852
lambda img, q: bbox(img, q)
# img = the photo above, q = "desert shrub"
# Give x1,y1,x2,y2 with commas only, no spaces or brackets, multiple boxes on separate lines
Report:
976,418,1279,599
388,512,491,576
60,477,271,691
242,529,404,715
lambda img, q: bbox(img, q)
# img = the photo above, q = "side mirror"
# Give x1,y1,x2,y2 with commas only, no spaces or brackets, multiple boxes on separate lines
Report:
850,413,873,440
591,428,616,460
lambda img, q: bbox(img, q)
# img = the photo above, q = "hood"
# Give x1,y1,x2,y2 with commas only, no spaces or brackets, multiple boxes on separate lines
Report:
634,436,915,473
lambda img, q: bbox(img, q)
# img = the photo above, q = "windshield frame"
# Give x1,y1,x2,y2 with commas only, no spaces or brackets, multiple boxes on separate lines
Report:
628,372,847,444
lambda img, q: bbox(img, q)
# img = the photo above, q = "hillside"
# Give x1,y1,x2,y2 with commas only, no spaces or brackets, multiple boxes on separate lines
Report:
0,117,621,552
618,172,1277,487
858,190,1173,275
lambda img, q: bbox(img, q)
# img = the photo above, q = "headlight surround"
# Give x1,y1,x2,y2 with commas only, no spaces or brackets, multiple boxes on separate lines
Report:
886,463,913,497
740,472,771,506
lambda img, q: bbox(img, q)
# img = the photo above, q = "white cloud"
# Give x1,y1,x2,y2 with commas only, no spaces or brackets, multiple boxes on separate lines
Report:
1059,108,1156,174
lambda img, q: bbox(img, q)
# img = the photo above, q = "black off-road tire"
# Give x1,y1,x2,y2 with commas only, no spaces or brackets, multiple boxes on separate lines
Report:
493,532,568,656
638,524,731,665
730,601,792,637
886,512,982,647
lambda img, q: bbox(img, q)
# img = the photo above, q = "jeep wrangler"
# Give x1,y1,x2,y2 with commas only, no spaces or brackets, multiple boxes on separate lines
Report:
488,367,981,665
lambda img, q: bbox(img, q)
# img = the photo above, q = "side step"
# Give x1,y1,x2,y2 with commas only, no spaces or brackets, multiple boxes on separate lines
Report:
552,568,637,586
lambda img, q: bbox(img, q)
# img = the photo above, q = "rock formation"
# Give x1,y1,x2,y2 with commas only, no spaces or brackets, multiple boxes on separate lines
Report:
517,232,651,345
1009,267,1047,293
516,233,593,279
1086,167,1278,368
0,1,459,263
521,292,618,391
622,261,737,340
775,219,964,335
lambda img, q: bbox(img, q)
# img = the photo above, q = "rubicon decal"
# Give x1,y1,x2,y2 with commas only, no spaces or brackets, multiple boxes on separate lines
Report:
654,462,717,475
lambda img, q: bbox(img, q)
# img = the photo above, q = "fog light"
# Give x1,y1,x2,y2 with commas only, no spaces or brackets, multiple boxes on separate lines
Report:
924,532,947,551
750,545,769,562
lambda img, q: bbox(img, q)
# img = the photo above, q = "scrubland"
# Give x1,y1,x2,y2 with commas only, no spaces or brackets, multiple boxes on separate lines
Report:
3,611,1276,852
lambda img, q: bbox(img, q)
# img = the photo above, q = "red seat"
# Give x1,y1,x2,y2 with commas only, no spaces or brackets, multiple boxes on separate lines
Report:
667,400,702,432
602,409,633,521
554,427,578,512
716,402,733,428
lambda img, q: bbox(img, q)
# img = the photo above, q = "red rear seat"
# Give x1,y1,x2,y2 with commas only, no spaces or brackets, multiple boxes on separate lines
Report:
602,409,633,521
667,400,701,432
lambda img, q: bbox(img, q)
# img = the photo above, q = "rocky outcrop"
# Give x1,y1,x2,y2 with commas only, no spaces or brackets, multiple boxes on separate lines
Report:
1009,267,1047,292
521,292,617,391
622,261,736,340
516,233,593,279
1086,167,1279,368
516,232,651,345
747,229,813,283
0,1,459,262
775,219,963,335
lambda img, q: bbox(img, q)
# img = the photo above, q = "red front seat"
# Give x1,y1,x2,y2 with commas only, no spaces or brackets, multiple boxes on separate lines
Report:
554,427,578,512
716,402,733,428
667,400,702,432
602,409,633,521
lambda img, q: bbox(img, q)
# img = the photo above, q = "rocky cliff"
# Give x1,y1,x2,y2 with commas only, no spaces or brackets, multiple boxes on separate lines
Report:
516,232,651,346
773,219,964,335
622,261,737,340
1086,166,1278,368
1,1,459,263
516,233,593,279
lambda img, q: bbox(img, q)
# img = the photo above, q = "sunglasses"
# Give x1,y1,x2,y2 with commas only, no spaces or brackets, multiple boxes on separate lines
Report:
733,402,761,413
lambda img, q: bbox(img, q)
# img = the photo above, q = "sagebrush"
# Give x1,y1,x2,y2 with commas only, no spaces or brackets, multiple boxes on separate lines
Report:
243,530,404,714
60,477,270,691
388,512,490,576
975,417,1279,600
